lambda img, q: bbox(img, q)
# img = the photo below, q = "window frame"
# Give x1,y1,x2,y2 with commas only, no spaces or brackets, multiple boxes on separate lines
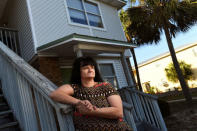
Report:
97,60,120,89
64,0,106,31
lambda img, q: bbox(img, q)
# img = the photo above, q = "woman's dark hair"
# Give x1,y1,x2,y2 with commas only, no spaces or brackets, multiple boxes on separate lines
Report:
70,56,103,85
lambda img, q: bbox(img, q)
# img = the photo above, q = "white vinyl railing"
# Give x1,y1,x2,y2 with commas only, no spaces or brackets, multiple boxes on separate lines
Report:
119,87,167,131
0,41,74,131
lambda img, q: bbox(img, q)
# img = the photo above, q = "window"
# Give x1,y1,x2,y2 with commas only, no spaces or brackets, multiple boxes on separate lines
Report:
66,0,104,28
99,64,118,89
60,67,72,84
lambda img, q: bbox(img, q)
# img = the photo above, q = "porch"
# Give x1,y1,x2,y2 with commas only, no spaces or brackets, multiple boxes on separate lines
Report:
34,33,136,88
0,41,167,130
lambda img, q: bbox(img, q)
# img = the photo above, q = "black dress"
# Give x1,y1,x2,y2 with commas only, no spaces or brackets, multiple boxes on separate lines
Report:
72,82,133,131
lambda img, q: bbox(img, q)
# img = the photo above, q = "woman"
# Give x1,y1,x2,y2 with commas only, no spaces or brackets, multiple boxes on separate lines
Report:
50,57,132,131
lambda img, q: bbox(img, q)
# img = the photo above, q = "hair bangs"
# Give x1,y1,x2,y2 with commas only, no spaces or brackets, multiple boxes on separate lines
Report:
79,57,96,67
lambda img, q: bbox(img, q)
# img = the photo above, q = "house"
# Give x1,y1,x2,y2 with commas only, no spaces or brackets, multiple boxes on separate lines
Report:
0,0,137,88
133,42,197,93
0,0,167,130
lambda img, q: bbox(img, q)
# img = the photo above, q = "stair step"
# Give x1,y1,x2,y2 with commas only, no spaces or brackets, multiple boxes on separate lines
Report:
0,121,18,129
0,95,3,101
0,110,12,116
0,103,7,106
0,103,9,112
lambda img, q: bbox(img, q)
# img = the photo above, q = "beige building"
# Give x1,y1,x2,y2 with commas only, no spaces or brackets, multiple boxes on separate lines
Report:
134,42,197,93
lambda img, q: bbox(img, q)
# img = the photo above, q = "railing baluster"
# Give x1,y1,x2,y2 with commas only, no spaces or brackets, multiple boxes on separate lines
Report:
12,32,18,54
8,31,13,50
124,89,138,121
145,96,157,126
129,89,144,121
4,30,9,46
139,95,151,123
0,30,5,44
133,91,146,121
35,91,49,130
147,98,160,128
0,27,20,55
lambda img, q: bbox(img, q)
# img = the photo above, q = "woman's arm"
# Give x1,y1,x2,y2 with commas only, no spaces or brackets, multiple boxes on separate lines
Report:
49,84,80,106
77,94,123,119
50,85,95,110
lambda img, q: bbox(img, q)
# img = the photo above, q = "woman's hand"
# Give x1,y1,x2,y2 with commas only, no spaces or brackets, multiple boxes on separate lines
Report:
76,100,96,114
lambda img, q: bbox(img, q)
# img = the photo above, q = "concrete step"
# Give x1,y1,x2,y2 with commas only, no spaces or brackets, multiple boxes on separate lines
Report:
0,121,18,129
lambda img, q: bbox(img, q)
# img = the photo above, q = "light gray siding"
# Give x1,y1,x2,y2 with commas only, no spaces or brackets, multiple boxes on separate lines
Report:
92,2,127,42
28,0,127,48
7,0,35,62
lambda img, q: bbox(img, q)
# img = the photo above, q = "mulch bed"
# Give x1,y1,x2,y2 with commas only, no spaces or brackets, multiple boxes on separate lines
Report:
164,108,197,131
164,100,197,131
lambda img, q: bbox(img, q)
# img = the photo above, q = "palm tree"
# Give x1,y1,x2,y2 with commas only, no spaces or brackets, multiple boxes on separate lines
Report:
119,9,143,91
126,0,197,103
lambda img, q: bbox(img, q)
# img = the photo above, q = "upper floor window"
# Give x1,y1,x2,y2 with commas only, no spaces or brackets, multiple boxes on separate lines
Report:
67,0,104,28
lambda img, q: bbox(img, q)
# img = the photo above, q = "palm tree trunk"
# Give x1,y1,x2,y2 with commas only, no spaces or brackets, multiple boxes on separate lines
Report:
130,48,143,91
164,26,192,104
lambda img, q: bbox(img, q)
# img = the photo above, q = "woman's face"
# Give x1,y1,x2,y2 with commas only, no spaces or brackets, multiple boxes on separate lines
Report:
80,65,95,79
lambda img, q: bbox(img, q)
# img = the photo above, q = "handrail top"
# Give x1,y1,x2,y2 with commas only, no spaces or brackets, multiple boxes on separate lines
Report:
0,27,18,32
0,41,72,113
119,86,158,100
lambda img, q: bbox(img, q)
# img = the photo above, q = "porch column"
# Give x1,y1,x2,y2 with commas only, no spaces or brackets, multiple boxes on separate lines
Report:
74,45,83,57
126,58,137,87
121,52,134,87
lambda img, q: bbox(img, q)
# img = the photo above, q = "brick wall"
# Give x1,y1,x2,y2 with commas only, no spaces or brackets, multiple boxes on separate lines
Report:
32,57,63,86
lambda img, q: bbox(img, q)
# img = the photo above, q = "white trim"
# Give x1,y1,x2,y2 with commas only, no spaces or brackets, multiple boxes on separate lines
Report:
38,37,134,52
38,38,74,52
97,60,120,88
63,0,107,32
95,0,106,31
73,38,135,47
82,0,94,36
26,0,38,53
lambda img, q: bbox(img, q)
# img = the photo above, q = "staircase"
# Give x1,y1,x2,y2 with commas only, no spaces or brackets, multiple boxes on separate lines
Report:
0,87,20,131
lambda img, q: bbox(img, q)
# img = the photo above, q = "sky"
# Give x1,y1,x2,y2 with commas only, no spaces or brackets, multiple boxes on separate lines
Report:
130,25,197,65
122,2,197,65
